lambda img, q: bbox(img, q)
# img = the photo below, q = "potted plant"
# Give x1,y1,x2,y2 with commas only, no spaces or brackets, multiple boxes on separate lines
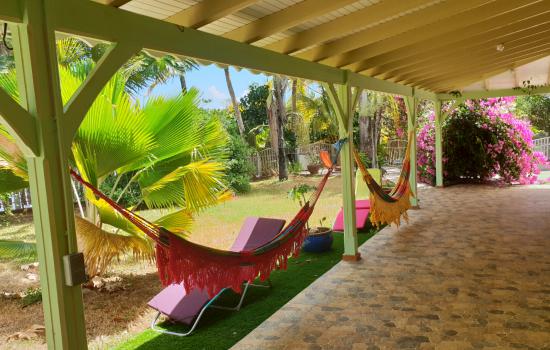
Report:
288,184,333,253
306,153,321,175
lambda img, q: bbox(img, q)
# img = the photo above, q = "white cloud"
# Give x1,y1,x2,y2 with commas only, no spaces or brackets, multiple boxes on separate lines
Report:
208,85,228,101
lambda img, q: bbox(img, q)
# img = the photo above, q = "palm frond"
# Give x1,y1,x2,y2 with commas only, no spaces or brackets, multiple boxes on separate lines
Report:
0,125,27,179
75,217,153,276
140,158,227,211
154,209,194,236
72,74,156,184
0,69,19,101
0,166,28,194
0,240,37,262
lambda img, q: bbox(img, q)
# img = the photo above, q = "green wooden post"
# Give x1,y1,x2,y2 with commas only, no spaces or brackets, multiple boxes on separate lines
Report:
11,2,88,348
405,96,419,208
325,79,360,261
434,100,444,187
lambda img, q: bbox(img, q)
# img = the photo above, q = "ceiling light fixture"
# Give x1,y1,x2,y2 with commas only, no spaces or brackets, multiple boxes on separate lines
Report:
496,44,505,52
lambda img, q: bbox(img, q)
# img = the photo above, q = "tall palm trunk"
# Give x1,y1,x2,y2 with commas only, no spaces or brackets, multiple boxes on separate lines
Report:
291,79,297,114
274,77,288,180
224,67,246,137
179,74,187,94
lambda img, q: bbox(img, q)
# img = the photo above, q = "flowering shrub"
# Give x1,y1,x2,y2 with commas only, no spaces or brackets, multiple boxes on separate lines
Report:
417,98,547,185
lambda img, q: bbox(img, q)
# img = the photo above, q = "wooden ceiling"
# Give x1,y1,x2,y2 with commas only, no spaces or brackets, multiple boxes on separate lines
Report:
94,0,550,92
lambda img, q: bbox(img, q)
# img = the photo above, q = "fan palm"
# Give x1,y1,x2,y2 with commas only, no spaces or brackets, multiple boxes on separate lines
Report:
0,59,228,275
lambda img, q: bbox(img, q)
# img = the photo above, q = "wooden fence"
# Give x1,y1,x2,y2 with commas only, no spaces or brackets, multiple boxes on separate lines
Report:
534,137,550,161
0,188,32,213
385,139,407,165
249,142,333,177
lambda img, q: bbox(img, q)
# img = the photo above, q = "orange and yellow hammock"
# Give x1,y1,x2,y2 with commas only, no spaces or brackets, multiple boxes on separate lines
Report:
353,132,414,228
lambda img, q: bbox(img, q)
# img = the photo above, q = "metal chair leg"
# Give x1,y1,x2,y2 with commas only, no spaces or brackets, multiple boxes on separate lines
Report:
150,289,225,337
211,279,272,311
150,280,273,336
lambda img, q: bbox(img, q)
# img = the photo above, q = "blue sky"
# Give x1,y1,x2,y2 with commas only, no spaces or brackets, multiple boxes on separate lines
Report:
147,65,270,109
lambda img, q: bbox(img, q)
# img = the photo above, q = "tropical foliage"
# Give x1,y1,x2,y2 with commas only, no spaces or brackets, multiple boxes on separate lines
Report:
0,39,227,275
516,94,550,135
417,98,547,185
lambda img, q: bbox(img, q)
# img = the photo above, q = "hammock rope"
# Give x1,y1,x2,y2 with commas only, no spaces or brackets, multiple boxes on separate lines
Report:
353,131,414,228
70,141,344,297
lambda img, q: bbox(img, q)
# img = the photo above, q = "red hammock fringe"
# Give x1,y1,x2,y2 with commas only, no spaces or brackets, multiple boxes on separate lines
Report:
155,215,310,297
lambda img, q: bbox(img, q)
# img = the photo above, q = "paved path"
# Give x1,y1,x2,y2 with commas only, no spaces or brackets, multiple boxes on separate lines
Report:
233,185,550,350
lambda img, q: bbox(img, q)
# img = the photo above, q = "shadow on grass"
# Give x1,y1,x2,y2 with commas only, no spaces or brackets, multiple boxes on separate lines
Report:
116,231,376,350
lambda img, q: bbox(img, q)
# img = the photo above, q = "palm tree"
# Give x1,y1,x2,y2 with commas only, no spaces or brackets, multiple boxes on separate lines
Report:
267,76,289,180
0,61,228,275
223,67,246,137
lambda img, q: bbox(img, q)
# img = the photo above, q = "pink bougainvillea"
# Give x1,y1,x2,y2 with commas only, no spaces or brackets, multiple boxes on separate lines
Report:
417,97,547,186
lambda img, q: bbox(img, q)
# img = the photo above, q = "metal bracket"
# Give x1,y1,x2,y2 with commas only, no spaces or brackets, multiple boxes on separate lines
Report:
63,253,88,286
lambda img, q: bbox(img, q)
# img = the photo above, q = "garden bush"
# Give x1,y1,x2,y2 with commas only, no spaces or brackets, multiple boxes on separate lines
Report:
417,98,546,185
226,136,255,193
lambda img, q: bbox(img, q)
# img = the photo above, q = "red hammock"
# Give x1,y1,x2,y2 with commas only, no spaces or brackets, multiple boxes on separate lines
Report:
70,147,339,297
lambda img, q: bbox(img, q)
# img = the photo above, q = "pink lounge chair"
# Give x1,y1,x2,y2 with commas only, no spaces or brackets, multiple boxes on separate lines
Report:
332,199,371,232
148,217,286,336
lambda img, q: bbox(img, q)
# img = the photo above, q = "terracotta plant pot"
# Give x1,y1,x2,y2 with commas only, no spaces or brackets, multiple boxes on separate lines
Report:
302,227,333,253
307,164,321,175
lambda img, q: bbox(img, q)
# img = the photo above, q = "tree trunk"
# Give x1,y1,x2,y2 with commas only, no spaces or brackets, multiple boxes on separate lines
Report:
359,116,368,153
224,67,246,137
274,77,288,181
179,74,187,94
268,103,278,156
291,79,297,114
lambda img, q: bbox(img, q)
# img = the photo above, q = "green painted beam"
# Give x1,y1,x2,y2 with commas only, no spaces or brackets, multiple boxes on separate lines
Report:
348,73,412,97
412,88,437,101
405,96,418,207
325,80,359,260
14,1,88,348
0,88,38,156
437,85,550,100
52,0,417,97
0,0,23,22
434,100,443,187
62,41,141,147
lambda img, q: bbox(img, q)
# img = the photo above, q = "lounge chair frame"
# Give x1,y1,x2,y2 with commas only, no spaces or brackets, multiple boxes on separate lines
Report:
150,280,271,337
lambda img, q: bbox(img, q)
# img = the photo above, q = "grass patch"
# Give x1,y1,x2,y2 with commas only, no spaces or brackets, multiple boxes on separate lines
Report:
117,231,375,350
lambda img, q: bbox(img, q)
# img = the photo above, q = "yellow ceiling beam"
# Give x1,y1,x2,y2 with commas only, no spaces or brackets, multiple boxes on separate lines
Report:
165,0,257,29
223,0,357,44
400,42,550,86
386,30,550,83
365,12,550,77
0,0,22,22
408,45,550,89
414,48,550,90
263,0,434,54
94,0,132,7
429,53,550,92
301,0,490,64
321,0,542,68
348,2,550,73
378,25,550,80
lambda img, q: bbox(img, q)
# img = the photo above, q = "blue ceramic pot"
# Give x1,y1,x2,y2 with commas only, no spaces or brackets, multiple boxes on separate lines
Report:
302,228,333,253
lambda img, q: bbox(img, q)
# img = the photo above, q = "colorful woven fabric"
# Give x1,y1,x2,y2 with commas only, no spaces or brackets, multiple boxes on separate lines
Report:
353,132,413,228
70,147,336,297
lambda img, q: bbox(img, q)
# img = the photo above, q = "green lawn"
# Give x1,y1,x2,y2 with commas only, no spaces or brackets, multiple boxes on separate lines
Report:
116,231,374,350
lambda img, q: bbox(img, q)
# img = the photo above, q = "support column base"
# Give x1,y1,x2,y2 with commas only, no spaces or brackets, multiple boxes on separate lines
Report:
342,253,361,262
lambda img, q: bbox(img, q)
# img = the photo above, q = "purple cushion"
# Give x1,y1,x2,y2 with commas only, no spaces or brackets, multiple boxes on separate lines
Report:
332,208,370,231
147,284,210,325
230,217,286,252
148,216,286,324
356,199,371,209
